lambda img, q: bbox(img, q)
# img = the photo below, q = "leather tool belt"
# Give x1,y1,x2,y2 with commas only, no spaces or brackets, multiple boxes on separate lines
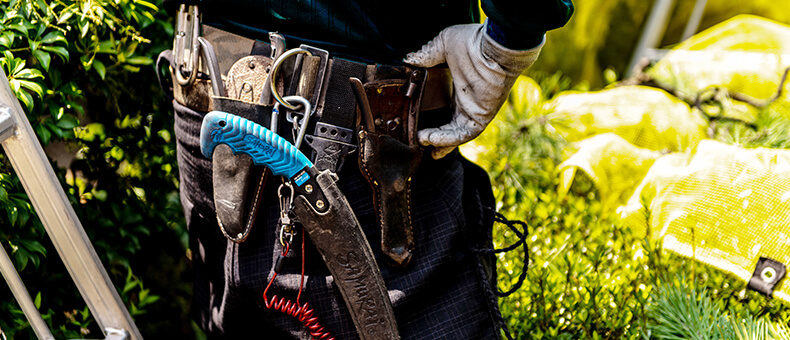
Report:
171,24,453,267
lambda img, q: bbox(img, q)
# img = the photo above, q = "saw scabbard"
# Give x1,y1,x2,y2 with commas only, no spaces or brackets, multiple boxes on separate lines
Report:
292,170,400,340
357,71,426,267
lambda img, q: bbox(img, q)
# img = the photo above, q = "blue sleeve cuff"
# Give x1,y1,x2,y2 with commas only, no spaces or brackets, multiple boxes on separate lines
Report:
486,19,545,51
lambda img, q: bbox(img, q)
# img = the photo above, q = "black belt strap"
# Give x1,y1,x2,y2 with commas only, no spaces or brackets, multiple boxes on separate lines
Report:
305,57,366,172
321,58,366,128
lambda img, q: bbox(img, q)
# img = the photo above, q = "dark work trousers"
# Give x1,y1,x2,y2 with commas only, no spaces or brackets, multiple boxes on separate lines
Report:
173,98,501,339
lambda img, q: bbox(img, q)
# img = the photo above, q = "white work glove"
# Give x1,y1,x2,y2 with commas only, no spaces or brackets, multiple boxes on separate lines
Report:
404,20,544,159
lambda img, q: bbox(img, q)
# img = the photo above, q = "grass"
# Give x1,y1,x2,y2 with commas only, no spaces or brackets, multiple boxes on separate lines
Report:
467,73,790,339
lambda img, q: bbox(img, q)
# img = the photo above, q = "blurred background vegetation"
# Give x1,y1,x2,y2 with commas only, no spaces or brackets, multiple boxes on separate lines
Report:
535,0,790,89
1,0,790,339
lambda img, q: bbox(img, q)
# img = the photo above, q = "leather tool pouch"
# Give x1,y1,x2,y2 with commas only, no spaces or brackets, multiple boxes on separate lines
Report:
208,55,284,243
357,69,426,267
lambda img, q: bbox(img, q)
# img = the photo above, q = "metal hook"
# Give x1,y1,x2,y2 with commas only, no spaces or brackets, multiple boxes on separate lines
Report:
269,48,313,110
278,183,295,247
173,5,200,86
272,95,312,149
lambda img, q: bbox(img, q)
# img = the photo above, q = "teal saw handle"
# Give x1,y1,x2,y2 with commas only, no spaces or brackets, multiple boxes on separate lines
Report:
200,111,313,182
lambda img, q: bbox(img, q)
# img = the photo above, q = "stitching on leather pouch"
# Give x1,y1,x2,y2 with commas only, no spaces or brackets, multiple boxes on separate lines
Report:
241,171,267,240
358,132,386,230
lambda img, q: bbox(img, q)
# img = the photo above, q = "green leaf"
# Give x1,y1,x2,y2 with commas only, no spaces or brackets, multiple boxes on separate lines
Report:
11,198,30,227
33,0,49,12
135,0,159,11
8,23,28,35
93,60,106,79
57,6,75,24
16,79,43,97
141,11,155,23
122,280,137,294
33,122,50,144
34,292,41,309
32,50,50,71
7,57,25,77
109,146,124,161
0,32,14,47
56,114,78,129
125,56,152,66
18,240,46,256
35,24,46,40
14,248,29,271
123,41,138,58
16,68,44,79
41,45,69,62
140,293,160,307
74,122,106,142
122,65,140,73
97,40,116,54
39,31,66,45
130,303,140,316
17,91,34,112
0,186,7,201
6,206,18,226
79,20,89,38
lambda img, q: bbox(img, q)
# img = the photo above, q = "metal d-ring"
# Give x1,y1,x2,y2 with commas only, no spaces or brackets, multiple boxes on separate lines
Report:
269,48,313,110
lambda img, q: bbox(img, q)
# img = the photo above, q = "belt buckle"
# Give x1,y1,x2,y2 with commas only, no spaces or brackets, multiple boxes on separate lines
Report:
295,46,361,173
296,44,329,118
305,122,357,173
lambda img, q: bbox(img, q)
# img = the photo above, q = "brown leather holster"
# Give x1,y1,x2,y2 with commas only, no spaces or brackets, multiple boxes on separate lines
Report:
357,69,427,267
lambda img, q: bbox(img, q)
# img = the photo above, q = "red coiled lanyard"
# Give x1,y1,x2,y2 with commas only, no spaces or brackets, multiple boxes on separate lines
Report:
263,227,335,340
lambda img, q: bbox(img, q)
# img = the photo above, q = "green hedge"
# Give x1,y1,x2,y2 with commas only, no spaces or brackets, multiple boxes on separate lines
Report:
0,1,192,338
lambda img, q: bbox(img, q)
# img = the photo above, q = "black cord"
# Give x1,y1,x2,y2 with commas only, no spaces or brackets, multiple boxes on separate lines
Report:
472,206,530,340
474,207,530,297
475,254,515,340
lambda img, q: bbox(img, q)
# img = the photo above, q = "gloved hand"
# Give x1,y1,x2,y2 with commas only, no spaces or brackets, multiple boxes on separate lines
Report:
404,20,544,159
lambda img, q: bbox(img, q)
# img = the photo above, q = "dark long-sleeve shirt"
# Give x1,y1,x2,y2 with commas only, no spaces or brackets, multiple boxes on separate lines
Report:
171,0,573,64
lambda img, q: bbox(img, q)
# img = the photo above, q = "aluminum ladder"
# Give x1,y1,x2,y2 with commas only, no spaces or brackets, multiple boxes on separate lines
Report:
0,68,142,340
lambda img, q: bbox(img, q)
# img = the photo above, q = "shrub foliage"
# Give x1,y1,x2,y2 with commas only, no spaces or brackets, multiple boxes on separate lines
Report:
0,0,191,338
474,71,790,339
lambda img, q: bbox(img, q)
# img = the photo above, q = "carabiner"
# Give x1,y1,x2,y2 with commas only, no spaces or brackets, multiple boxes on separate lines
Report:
173,4,200,86
278,183,296,247
272,96,312,149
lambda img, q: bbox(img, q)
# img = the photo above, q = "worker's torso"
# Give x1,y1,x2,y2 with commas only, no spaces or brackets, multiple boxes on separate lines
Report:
200,0,479,64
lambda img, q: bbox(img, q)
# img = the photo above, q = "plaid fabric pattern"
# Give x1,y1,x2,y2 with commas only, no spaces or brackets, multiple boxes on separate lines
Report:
174,99,501,339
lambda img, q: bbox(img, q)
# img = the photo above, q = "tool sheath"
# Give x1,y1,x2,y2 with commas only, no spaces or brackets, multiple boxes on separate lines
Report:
292,170,400,340
356,71,426,267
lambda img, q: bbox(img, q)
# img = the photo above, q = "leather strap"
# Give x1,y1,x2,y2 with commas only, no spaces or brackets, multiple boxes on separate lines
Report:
199,25,452,113
292,171,400,340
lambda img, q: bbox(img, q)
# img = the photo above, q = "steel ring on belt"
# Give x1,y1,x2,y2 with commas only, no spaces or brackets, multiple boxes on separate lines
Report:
269,48,313,111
